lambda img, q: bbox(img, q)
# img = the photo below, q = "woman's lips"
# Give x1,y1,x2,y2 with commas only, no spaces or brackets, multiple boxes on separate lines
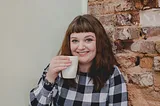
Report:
77,51,89,56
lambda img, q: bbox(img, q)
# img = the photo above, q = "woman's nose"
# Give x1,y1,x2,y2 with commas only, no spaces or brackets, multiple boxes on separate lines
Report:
77,41,85,49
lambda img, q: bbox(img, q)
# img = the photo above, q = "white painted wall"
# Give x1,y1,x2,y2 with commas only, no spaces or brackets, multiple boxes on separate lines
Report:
82,0,88,14
0,0,85,105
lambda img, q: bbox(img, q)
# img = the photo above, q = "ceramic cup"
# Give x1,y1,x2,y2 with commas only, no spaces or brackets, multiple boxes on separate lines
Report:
61,56,78,79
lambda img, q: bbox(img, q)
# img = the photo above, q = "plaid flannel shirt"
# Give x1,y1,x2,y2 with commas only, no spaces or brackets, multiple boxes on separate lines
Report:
30,66,128,106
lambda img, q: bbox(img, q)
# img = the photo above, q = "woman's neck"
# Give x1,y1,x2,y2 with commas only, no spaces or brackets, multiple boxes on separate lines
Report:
78,62,92,73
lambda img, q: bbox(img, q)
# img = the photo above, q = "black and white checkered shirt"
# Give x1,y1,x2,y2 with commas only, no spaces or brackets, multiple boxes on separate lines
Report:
30,66,128,106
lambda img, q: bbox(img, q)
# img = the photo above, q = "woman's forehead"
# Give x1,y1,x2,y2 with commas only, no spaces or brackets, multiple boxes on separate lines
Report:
70,32,96,38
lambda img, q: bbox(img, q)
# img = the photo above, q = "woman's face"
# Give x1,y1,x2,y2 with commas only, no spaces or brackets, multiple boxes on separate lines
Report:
70,32,96,65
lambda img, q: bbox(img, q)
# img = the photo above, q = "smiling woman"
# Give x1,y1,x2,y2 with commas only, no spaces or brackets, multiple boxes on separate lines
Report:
70,32,96,69
30,14,128,106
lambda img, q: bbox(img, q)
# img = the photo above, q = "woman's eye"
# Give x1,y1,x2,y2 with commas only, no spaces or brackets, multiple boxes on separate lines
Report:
71,40,78,43
85,38,93,42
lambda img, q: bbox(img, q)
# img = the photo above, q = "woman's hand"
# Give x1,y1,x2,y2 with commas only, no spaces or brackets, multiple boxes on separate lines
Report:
46,56,72,83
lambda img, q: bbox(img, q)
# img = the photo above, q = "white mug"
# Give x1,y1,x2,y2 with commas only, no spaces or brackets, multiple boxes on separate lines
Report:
61,56,78,79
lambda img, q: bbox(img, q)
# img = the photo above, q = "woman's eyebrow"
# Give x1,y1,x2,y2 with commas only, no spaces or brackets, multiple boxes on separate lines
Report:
70,37,77,39
85,35,95,38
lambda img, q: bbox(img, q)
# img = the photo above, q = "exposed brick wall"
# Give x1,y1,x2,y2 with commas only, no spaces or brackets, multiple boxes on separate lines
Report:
88,0,160,106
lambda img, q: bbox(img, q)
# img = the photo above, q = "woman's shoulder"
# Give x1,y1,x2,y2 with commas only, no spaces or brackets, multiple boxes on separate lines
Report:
112,65,122,77
108,65,126,84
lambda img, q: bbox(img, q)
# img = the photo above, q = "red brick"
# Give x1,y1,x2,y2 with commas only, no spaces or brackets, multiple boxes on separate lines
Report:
115,50,137,68
131,40,157,54
134,0,143,9
155,41,160,53
141,27,160,38
97,12,140,27
114,27,140,40
103,0,135,13
97,14,117,26
140,57,154,69
104,26,116,36
154,56,160,71
88,2,104,15
153,71,160,91
116,11,140,26
128,84,150,106
127,66,153,87
134,0,157,10
141,87,160,105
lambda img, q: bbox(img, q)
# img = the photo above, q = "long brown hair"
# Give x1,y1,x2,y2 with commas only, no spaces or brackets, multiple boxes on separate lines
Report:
58,14,118,90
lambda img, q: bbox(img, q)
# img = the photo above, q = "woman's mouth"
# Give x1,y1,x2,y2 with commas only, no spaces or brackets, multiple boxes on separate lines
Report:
77,51,89,56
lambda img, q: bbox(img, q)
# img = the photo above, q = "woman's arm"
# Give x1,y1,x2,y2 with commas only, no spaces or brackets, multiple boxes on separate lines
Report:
30,56,71,106
30,67,58,106
108,66,128,106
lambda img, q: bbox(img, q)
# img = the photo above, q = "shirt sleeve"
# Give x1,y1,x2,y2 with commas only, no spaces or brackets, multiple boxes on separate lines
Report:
108,66,128,106
29,65,58,106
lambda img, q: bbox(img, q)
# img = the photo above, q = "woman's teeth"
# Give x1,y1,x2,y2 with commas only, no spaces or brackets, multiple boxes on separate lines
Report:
78,52,88,55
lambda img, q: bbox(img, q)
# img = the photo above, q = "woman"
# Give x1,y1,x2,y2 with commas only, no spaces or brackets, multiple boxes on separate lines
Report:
30,14,128,106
